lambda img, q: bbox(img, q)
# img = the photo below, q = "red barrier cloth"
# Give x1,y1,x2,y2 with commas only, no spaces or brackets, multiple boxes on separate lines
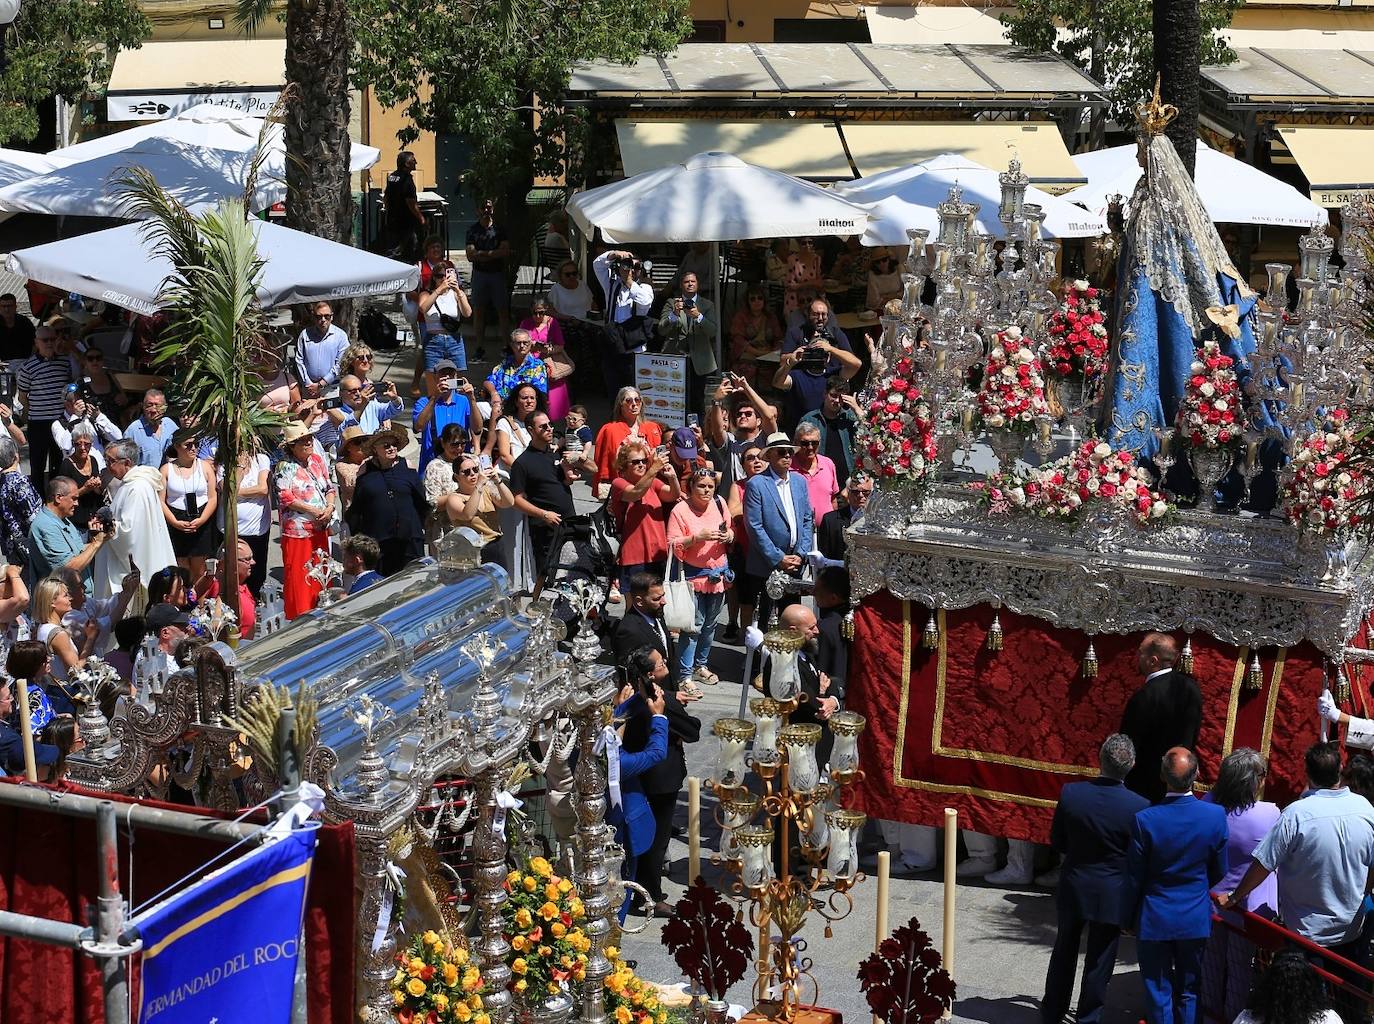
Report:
848,591,1343,842
0,781,355,1024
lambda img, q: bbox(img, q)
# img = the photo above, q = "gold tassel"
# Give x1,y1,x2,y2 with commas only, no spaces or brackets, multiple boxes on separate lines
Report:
987,613,1003,652
1245,654,1263,691
922,609,940,650
841,610,855,642
1082,640,1098,679
1179,637,1194,674
1337,664,1353,704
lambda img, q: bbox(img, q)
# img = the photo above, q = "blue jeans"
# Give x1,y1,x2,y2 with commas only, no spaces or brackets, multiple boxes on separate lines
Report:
678,588,725,677
424,333,467,370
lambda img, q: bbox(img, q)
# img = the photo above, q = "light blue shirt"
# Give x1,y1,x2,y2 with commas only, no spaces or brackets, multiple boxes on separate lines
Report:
27,507,90,593
1254,787,1374,945
293,324,350,389
123,417,175,467
317,397,404,450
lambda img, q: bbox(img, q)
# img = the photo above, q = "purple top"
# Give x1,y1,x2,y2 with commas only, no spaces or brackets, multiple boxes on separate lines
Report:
1203,793,1281,916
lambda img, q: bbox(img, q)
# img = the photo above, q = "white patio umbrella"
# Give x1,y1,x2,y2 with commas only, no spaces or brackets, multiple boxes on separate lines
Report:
6,220,419,316
567,151,869,242
834,153,1107,243
46,102,380,174
1063,142,1326,228
0,148,56,188
0,138,288,217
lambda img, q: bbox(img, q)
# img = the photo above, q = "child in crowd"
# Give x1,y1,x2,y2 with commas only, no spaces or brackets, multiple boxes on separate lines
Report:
565,405,594,448
343,534,384,595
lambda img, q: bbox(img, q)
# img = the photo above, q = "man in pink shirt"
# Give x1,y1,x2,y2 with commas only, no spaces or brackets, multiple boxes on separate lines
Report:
793,421,839,520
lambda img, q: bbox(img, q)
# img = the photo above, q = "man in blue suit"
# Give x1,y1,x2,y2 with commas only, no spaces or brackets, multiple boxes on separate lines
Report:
1122,747,1228,1024
743,432,814,620
1041,734,1150,1024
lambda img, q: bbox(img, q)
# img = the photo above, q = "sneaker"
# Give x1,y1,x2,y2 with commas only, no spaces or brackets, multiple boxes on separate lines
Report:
984,864,1035,886
693,667,719,685
954,857,997,878
607,583,623,605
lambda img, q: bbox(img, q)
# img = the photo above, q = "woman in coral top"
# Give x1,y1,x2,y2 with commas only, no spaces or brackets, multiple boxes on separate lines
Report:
609,437,679,592
592,386,663,498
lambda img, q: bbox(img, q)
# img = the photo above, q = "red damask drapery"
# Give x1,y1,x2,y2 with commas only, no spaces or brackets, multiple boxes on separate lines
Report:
0,780,356,1024
848,591,1359,842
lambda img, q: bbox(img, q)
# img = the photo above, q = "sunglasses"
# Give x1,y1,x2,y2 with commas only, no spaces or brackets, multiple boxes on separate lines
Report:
356,355,373,363
627,457,648,466
533,422,554,431
796,440,819,449
624,396,642,404
459,466,481,475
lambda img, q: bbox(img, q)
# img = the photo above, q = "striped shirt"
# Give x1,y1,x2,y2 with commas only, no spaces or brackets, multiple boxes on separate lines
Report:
17,355,75,421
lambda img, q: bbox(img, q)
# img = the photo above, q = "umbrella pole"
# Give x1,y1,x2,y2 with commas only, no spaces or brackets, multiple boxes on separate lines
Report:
713,240,723,383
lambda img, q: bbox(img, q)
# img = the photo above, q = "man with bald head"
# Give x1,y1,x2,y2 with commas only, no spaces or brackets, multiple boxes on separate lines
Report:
1120,632,1203,802
1122,747,1228,1024
763,604,843,766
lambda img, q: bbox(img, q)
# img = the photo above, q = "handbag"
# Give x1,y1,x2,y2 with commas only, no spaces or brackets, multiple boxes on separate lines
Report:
603,315,653,357
662,549,698,634
547,346,576,381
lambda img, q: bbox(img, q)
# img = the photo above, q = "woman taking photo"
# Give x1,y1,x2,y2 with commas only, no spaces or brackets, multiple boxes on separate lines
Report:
78,349,129,423
723,443,767,641
610,437,679,592
667,468,734,684
728,288,782,387
438,453,514,563
160,427,218,583
337,342,378,391
593,387,663,498
274,422,335,618
56,422,105,532
519,298,573,421
418,260,473,380
33,575,96,685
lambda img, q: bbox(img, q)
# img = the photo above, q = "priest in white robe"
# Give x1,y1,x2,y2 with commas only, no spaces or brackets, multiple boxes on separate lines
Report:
95,438,176,604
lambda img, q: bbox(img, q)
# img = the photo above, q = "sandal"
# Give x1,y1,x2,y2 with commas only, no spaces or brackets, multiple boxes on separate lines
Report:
693,667,719,685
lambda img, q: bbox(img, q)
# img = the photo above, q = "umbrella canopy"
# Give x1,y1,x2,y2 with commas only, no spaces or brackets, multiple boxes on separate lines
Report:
1063,142,1326,228
0,148,57,189
567,151,870,242
834,153,1107,243
47,102,380,174
0,138,289,217
6,220,418,316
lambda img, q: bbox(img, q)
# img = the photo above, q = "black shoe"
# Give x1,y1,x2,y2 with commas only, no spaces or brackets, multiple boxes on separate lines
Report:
672,824,687,839
722,624,740,643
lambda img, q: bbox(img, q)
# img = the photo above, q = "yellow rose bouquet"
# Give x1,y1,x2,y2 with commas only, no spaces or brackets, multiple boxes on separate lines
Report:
501,856,590,1002
389,931,490,1024
602,946,669,1024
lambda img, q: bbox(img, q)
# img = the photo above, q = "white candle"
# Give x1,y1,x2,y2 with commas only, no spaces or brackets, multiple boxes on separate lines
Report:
714,718,756,790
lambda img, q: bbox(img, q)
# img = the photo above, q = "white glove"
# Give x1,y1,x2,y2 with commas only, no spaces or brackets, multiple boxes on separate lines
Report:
1318,689,1342,724
745,625,766,652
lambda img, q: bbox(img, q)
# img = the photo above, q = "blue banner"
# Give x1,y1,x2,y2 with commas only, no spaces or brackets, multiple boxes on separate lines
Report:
134,828,317,1024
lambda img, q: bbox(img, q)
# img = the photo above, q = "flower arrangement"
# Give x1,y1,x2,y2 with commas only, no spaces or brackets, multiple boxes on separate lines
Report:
603,945,669,1024
186,596,238,640
1284,410,1370,537
857,916,955,1024
975,326,1049,433
390,931,490,1024
1177,339,1243,449
1043,280,1109,384
501,856,589,1002
855,355,939,487
972,440,1171,526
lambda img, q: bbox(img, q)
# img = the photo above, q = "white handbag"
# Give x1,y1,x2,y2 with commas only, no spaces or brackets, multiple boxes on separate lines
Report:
662,549,698,634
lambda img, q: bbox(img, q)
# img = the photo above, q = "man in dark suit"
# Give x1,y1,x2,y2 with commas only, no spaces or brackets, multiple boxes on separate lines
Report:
817,472,872,562
1119,633,1202,803
814,565,850,692
762,604,843,769
1122,748,1228,1024
1041,734,1150,1024
609,571,703,914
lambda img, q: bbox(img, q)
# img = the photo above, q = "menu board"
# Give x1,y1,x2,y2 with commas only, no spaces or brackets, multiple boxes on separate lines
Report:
634,352,689,427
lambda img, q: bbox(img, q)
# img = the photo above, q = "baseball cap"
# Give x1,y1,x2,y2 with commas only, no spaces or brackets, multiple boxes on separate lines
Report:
146,603,191,632
433,359,458,375
671,426,699,461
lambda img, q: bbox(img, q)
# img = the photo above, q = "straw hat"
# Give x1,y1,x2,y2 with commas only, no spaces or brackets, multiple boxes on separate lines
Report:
282,421,314,445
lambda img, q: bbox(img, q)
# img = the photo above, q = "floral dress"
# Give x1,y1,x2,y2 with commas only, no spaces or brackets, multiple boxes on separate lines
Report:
0,470,42,569
783,251,822,318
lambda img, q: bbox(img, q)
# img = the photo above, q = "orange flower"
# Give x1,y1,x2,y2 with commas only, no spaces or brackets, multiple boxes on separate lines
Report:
538,901,559,921
550,922,567,939
522,875,538,893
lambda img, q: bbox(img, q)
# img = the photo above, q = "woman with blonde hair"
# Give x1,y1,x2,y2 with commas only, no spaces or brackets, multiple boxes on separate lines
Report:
609,435,678,592
337,342,377,389
593,386,663,498
33,575,94,684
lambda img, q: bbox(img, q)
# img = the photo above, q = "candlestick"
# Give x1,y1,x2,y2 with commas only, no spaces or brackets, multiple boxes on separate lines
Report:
825,809,865,881
780,723,822,796
713,718,755,791
736,825,774,891
750,697,782,766
827,711,866,783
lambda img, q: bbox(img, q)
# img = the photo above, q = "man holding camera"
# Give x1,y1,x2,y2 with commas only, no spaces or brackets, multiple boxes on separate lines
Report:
322,373,404,452
413,360,483,473
51,383,121,458
593,249,655,399
658,272,718,411
28,477,109,595
773,299,861,429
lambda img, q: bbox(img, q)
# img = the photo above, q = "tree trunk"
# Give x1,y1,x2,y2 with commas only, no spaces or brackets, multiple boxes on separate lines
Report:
283,0,354,326
1154,0,1201,178
221,437,242,641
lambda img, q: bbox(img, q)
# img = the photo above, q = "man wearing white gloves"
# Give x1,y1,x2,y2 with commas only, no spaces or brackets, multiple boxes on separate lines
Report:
1318,689,1374,748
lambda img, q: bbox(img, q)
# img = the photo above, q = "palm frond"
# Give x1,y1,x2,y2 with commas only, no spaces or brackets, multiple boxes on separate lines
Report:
242,85,297,217
234,0,275,38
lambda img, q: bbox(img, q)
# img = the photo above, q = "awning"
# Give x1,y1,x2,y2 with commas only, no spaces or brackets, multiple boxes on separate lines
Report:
1275,125,1374,207
1202,47,1374,106
106,39,286,121
1222,8,1374,50
614,119,853,180
570,43,1105,109
863,5,1012,44
838,121,1083,192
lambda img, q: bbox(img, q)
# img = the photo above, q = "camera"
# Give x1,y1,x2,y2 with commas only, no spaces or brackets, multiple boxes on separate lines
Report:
0,372,16,405
90,506,115,537
77,376,97,402
322,395,346,411
611,255,652,278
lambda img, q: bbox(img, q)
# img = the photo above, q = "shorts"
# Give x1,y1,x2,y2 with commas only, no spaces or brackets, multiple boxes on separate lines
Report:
424,333,467,371
470,270,508,313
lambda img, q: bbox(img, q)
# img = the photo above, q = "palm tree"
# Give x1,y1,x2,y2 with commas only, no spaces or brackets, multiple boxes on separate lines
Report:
1155,0,1201,177
113,172,286,630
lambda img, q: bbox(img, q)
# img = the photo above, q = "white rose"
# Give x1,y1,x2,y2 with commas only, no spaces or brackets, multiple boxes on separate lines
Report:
1199,382,1215,398
1073,279,1089,290
1327,433,1341,447
1338,472,1352,486
1067,494,1082,507
1086,477,1100,494
1001,365,1017,379
987,413,1005,428
1191,361,1205,374
1214,400,1228,412
1295,449,1314,464
1010,487,1026,506
1189,412,1203,426
1093,442,1112,460
990,346,1006,360
1151,500,1168,518
1016,349,1035,365
1005,326,1022,340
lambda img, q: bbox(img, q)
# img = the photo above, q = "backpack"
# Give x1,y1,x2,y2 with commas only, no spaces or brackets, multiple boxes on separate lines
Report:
358,306,401,351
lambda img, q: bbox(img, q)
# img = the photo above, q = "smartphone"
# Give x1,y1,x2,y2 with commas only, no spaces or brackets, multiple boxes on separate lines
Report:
0,371,17,403
205,558,219,577
687,413,699,427
479,453,492,471
322,396,345,411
